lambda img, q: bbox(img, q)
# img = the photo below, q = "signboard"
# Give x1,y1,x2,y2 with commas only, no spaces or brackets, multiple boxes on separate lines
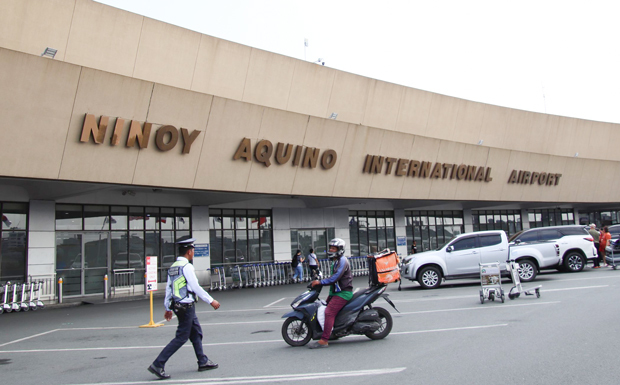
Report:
396,236,407,247
194,243,210,258
145,256,158,292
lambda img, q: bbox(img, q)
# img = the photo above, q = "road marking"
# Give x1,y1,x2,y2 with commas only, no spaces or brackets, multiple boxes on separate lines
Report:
392,323,507,335
0,329,61,347
71,367,407,385
543,285,608,292
263,297,286,308
396,301,560,315
0,320,514,354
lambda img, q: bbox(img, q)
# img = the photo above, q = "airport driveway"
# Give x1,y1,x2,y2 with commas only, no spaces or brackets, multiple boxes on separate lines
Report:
2,269,620,385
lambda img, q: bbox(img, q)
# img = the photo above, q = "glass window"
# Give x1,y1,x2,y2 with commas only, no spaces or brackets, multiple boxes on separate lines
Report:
479,234,502,247
538,229,562,241
517,231,538,243
405,211,464,253
2,202,28,230
84,205,109,231
111,206,128,230
145,207,159,230
56,204,82,230
451,237,477,251
209,209,273,266
348,211,395,256
129,207,144,230
160,208,174,230
176,208,190,231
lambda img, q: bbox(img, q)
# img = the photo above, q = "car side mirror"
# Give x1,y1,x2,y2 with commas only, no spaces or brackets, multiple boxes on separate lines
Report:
514,239,521,245
447,245,454,253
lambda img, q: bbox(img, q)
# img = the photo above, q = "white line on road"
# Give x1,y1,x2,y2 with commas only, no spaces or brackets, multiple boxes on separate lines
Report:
396,301,560,315
71,367,407,385
0,321,511,354
263,297,286,308
543,285,608,292
391,323,507,335
0,329,61,347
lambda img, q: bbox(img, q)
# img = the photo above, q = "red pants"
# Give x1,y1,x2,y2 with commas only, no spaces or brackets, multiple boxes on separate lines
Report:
321,295,349,341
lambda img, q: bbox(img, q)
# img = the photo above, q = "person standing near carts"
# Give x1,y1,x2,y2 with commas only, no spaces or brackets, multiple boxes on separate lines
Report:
309,238,353,349
306,248,319,279
148,238,221,380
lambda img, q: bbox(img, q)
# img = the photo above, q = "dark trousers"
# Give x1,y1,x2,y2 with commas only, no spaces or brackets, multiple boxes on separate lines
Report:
593,243,600,266
153,304,208,368
321,295,349,341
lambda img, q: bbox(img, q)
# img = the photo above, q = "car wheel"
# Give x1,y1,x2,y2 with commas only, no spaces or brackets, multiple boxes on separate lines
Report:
417,266,441,289
517,259,537,282
563,252,585,272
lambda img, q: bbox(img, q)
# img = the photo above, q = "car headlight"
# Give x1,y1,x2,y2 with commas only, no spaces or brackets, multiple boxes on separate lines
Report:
403,256,415,265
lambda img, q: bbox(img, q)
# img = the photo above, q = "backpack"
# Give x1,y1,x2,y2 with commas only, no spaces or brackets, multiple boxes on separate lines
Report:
291,255,299,268
367,249,400,285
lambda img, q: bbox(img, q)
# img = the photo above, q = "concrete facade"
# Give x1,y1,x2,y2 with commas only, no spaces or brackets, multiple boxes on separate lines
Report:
1,0,619,296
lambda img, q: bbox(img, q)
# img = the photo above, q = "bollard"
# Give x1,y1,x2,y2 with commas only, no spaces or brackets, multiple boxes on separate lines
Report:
58,278,63,304
103,274,108,299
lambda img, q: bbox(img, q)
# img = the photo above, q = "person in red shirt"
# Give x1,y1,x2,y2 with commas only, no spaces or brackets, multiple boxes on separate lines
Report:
599,226,612,267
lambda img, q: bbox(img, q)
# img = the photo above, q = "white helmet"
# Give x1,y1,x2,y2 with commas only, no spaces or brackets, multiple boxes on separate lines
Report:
327,238,346,258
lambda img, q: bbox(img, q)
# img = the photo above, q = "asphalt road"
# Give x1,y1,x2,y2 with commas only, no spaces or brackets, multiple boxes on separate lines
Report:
2,267,620,385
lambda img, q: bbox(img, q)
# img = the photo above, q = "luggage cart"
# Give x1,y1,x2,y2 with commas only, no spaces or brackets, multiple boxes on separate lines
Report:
479,262,504,303
606,240,620,269
507,257,541,300
231,265,243,289
1,282,11,313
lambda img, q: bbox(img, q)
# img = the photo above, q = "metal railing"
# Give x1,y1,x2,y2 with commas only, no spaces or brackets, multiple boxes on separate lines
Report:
111,269,136,297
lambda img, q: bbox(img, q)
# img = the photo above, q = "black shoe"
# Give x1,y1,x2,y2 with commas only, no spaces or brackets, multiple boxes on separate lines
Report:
148,364,170,379
198,359,219,371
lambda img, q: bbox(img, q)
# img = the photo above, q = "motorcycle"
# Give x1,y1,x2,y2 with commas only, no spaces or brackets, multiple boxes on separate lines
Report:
281,283,398,346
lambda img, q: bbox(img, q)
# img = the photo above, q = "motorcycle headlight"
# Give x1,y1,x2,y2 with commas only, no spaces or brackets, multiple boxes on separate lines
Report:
291,292,311,309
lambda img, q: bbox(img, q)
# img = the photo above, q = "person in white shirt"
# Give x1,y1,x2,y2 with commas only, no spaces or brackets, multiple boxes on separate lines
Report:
148,238,221,380
307,248,319,279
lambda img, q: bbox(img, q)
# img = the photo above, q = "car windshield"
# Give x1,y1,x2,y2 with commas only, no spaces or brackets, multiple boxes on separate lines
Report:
437,236,458,250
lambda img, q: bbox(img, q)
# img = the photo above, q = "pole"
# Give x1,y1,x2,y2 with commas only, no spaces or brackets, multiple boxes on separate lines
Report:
58,278,63,304
103,274,108,299
139,291,164,328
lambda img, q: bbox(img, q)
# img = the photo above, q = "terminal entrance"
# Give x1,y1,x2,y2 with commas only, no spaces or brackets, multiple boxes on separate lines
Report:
55,232,109,296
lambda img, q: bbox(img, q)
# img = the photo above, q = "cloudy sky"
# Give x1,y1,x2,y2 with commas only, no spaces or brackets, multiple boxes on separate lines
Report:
97,0,620,124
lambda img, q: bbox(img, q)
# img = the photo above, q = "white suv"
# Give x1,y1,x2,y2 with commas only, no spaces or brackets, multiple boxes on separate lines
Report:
509,225,597,273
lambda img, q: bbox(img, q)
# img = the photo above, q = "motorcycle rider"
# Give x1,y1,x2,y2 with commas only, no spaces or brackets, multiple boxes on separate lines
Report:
309,238,353,349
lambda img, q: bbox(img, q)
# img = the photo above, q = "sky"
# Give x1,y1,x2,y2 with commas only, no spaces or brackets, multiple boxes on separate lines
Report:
96,0,620,124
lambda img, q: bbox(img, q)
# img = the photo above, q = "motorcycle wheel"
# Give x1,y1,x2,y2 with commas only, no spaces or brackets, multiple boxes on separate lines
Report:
365,307,393,340
282,317,312,346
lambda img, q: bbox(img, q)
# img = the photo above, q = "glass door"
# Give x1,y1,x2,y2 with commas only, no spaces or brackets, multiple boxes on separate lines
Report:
56,232,109,296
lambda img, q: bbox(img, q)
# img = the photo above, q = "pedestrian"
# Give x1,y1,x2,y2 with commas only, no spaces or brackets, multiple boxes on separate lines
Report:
588,224,601,268
411,240,418,254
306,248,319,279
309,238,353,349
291,249,304,283
148,238,221,380
600,226,612,267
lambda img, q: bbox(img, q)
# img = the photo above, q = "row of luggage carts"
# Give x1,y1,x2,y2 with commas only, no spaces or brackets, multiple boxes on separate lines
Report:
208,256,369,291
0,281,45,314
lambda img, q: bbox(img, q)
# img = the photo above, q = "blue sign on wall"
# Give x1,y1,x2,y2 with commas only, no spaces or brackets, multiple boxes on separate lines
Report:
396,236,407,247
194,243,209,258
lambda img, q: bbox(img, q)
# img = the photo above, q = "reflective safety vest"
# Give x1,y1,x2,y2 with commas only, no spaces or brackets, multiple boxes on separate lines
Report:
168,260,195,303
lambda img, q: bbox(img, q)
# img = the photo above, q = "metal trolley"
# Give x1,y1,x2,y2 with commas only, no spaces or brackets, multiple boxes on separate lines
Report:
479,262,504,303
506,257,541,300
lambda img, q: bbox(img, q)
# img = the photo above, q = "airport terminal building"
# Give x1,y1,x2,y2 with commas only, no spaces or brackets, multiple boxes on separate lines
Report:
1,0,619,297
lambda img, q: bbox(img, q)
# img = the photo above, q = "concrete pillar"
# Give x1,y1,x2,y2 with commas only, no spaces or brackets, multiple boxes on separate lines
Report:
191,206,210,283
394,209,407,258
463,208,473,233
27,200,56,278
521,209,531,230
